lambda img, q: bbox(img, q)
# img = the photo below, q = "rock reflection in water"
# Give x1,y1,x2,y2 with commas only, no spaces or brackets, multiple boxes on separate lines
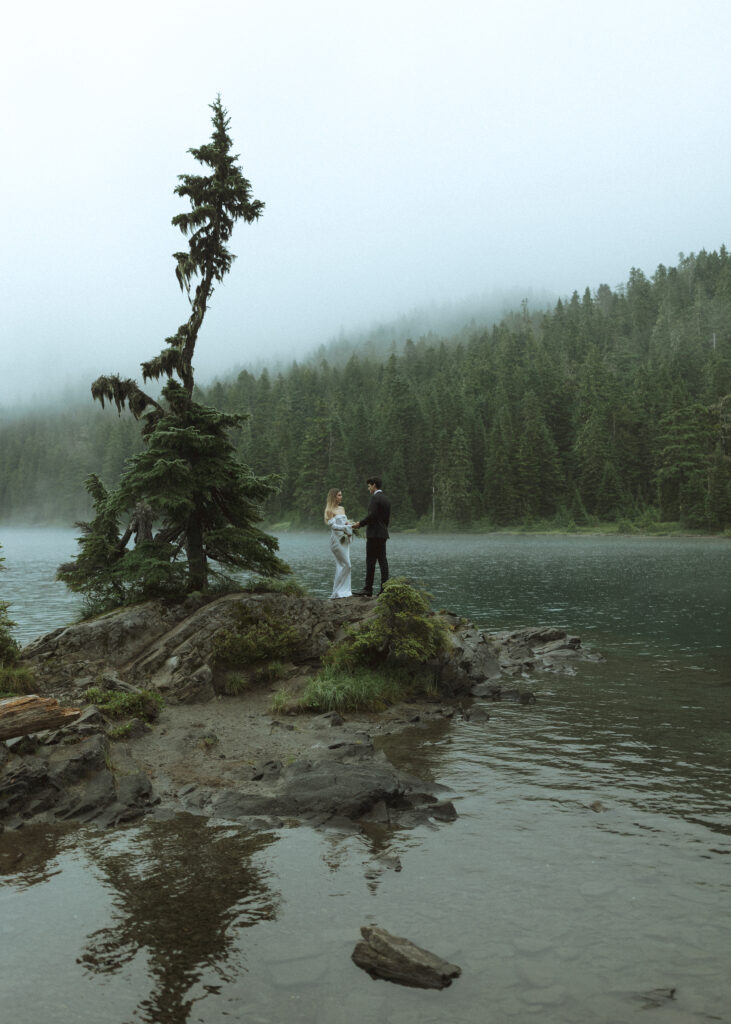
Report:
0,822,69,889
76,814,279,1024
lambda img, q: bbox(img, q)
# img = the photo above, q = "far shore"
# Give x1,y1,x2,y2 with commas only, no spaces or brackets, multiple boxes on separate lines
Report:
2,520,728,541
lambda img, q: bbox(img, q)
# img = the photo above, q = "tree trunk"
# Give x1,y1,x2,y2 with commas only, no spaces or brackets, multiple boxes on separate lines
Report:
0,695,81,741
185,509,207,591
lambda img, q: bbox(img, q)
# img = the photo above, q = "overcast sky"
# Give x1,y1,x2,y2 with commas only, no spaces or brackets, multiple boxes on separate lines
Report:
1,0,729,407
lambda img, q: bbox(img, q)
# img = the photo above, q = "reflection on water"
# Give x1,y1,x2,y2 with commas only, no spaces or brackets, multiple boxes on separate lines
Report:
1,528,730,1022
77,816,279,1024
1,817,279,1024
381,656,731,838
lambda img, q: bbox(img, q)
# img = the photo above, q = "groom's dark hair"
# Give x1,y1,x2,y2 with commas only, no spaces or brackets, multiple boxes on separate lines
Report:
366,476,382,489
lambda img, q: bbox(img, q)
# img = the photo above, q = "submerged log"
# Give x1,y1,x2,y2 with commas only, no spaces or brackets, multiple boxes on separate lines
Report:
352,925,461,989
0,695,81,741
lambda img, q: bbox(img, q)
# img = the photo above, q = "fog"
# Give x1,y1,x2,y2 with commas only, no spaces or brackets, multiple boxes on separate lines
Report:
2,0,729,407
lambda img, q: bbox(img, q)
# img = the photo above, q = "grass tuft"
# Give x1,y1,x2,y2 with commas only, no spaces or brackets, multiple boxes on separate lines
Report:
0,666,36,694
274,665,422,714
85,686,163,722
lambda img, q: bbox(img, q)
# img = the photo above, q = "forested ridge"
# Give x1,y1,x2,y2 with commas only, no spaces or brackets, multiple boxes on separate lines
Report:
1,248,730,532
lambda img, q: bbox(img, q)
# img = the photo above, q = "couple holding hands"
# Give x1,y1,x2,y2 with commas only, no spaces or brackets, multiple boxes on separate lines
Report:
324,477,390,599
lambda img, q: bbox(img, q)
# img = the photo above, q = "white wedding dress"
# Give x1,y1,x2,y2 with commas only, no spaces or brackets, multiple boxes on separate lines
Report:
327,513,353,598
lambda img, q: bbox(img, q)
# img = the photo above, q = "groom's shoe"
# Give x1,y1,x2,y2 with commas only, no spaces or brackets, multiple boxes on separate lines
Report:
352,589,373,597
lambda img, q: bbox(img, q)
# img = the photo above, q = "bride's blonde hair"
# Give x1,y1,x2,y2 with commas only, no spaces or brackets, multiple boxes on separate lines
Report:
324,487,341,524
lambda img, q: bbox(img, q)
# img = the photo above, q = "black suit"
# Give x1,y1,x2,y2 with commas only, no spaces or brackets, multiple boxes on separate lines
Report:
359,490,390,594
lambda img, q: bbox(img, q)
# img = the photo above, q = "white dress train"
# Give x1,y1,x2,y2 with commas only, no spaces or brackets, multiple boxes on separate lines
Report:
327,514,353,598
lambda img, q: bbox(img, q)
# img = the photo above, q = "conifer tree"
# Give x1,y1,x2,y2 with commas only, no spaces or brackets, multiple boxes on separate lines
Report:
59,98,287,606
0,543,21,669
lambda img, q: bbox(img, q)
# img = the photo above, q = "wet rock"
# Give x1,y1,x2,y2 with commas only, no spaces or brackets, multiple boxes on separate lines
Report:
54,769,118,822
352,926,461,989
326,732,375,759
0,730,157,830
250,758,283,781
499,688,537,704
470,682,536,703
461,705,490,723
48,734,108,785
634,987,677,1009
65,706,109,737
470,681,503,699
429,800,458,822
210,757,454,828
115,771,154,807
4,735,38,756
313,711,345,728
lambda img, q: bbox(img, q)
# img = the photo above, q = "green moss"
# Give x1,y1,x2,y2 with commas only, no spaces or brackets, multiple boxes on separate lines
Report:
242,576,307,597
85,687,163,722
107,721,137,740
212,603,300,666
326,578,451,672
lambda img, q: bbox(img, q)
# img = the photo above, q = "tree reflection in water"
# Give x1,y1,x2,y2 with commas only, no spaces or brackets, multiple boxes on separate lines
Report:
0,822,70,890
77,813,279,1024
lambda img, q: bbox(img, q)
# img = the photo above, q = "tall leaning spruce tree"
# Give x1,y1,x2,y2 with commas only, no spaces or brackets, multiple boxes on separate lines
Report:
59,97,287,608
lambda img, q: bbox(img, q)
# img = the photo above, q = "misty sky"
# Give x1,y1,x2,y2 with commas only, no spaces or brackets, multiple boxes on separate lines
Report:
2,0,729,407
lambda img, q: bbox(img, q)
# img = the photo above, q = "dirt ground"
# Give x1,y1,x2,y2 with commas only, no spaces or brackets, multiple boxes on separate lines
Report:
110,683,443,809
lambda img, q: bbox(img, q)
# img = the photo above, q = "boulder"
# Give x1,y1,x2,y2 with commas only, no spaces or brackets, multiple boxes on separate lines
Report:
352,926,461,989
209,755,455,828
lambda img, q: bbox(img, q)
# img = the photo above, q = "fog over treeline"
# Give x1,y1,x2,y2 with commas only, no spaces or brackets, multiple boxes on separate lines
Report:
1,248,729,533
0,288,553,417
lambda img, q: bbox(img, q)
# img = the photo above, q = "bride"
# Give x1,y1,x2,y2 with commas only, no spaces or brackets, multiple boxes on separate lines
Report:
324,487,354,598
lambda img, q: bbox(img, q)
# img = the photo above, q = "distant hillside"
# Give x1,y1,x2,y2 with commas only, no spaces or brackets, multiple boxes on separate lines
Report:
1,250,729,531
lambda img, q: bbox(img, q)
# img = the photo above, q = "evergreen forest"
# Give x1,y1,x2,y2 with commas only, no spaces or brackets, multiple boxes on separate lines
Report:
1,248,730,533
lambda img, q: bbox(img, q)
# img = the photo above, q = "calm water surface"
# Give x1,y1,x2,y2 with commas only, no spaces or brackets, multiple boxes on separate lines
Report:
1,528,729,1023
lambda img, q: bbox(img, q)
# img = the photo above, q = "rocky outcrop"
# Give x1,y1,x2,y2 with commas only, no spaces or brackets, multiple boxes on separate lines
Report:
0,706,455,832
204,755,457,829
0,729,156,829
2,593,600,833
21,593,378,703
352,926,461,989
21,594,599,705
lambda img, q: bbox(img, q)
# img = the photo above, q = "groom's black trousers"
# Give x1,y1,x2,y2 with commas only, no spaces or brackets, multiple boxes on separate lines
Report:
364,537,389,593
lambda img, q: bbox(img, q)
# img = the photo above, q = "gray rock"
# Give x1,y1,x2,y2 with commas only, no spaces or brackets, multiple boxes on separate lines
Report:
352,926,461,989
461,705,490,723
54,769,118,822
65,705,108,737
312,711,345,728
429,800,458,822
210,757,453,828
5,735,38,756
250,758,283,781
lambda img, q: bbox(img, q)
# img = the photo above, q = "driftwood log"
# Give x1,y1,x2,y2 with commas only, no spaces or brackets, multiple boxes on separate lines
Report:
352,926,461,989
0,695,81,741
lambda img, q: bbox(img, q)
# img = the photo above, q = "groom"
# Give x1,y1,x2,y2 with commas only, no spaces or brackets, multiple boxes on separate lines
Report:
352,476,391,597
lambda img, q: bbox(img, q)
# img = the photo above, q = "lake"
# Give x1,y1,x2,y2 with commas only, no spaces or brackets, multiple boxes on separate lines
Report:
1,527,730,1023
